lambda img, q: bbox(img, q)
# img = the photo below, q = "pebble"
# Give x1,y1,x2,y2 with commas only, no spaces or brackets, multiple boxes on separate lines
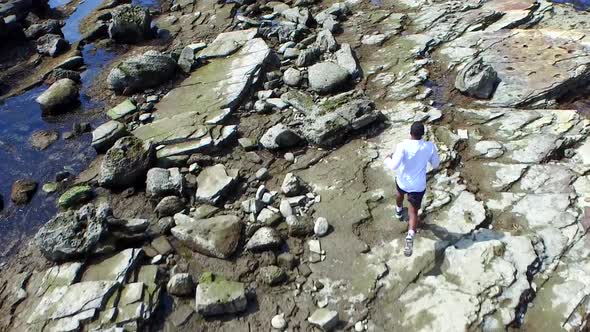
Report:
256,168,269,180
284,152,295,162
314,217,329,237
151,254,163,264
271,313,287,330
355,321,365,331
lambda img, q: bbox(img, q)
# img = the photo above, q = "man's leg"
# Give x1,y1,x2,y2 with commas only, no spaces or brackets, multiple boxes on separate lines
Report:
395,190,404,219
407,203,419,234
404,192,423,257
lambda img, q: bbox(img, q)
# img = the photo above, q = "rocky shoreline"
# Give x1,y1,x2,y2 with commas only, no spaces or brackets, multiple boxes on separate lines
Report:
1,0,590,331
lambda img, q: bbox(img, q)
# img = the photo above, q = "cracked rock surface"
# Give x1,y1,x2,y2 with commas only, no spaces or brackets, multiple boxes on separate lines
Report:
1,0,590,331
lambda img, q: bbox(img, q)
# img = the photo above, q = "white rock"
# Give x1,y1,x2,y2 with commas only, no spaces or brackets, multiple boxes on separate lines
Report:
355,321,365,331
314,217,329,237
271,313,287,330
256,168,269,180
309,239,322,254
308,308,339,331
279,199,293,218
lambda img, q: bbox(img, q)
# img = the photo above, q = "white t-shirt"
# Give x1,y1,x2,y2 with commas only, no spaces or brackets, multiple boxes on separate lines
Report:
384,139,440,193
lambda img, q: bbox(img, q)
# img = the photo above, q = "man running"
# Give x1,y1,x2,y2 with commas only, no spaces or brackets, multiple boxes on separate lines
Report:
384,122,440,257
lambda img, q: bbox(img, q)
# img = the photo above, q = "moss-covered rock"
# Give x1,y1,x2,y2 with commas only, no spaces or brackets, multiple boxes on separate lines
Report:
58,185,93,209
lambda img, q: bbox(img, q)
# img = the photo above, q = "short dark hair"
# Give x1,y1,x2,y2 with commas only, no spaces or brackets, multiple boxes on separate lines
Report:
410,122,425,139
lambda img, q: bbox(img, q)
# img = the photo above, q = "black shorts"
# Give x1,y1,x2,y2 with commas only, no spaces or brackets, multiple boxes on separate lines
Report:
396,181,425,209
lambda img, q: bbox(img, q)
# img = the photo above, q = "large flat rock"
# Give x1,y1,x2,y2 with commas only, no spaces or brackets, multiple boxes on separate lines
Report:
440,29,590,107
132,37,273,158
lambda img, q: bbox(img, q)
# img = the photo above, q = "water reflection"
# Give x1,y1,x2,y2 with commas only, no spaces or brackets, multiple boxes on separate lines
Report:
551,0,590,10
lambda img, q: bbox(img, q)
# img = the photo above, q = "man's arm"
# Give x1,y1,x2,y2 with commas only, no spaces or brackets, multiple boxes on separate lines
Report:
430,144,440,169
384,144,404,170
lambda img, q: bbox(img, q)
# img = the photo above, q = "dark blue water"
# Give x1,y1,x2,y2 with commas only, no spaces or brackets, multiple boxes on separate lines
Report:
551,0,590,10
0,44,116,258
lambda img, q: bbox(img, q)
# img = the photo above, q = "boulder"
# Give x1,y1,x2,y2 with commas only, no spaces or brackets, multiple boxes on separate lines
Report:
259,123,302,149
281,173,303,196
316,29,338,53
35,78,79,113
296,46,321,67
302,98,380,147
146,167,184,198
335,43,360,79
314,217,329,237
25,19,62,39
195,164,235,205
283,68,302,86
10,179,37,204
107,50,176,93
34,204,107,261
171,214,242,259
108,4,152,43
57,185,93,209
155,196,185,217
455,58,499,99
195,274,247,316
167,273,194,296
245,227,282,251
98,136,154,188
91,120,128,152
308,62,350,94
36,33,68,57
286,215,312,237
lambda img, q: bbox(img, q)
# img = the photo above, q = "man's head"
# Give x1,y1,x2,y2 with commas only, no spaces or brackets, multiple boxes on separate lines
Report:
410,122,425,140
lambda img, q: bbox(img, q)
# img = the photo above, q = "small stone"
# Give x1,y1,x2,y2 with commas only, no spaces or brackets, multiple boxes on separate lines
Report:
271,313,287,330
283,68,302,86
155,195,185,217
10,180,37,204
283,47,300,59
317,297,329,308
151,254,163,264
42,183,58,193
195,275,247,316
355,321,364,331
260,123,302,150
261,192,274,205
58,185,93,209
284,152,295,162
277,253,296,270
151,236,173,255
279,200,293,218
246,227,282,251
107,99,137,120
256,208,281,226
256,168,269,180
308,239,321,254
30,130,59,150
281,173,303,196
259,265,286,285
167,273,195,296
287,215,312,237
314,217,329,237
238,137,257,151
308,308,339,331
